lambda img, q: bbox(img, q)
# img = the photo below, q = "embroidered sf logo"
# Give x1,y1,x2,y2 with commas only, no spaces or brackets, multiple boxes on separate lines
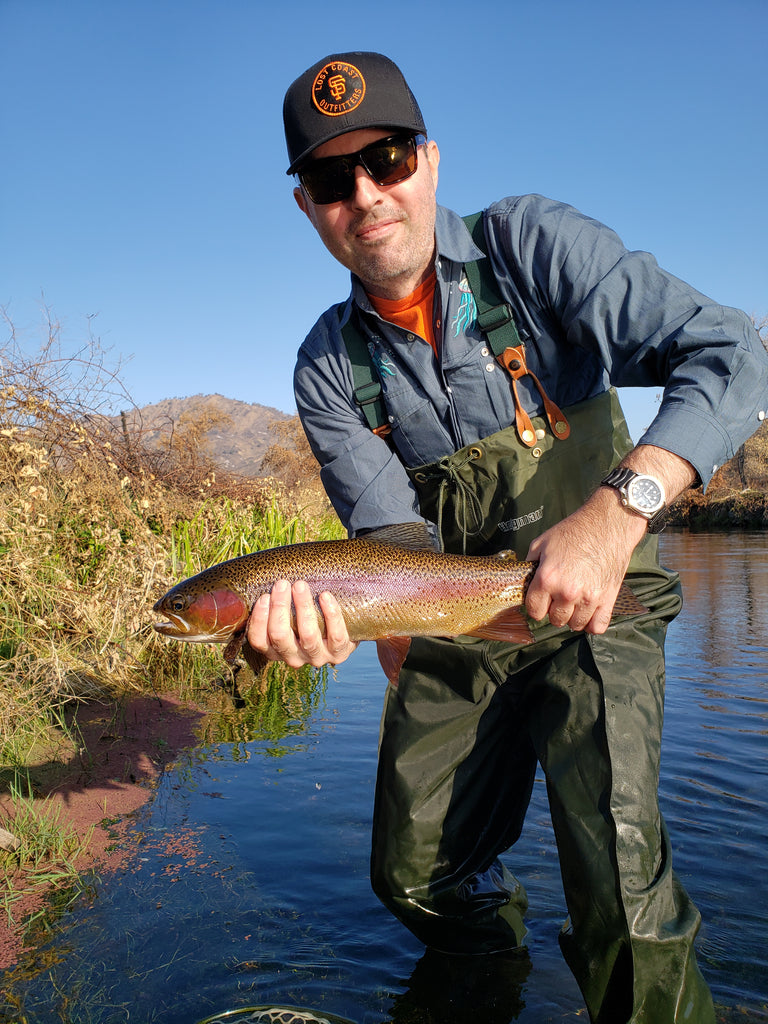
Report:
312,61,366,117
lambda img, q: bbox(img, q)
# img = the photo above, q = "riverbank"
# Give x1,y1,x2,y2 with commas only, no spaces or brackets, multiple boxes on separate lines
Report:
668,489,768,530
0,693,206,970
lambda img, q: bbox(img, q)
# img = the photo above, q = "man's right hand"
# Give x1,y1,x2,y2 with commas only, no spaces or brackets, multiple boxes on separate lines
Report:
245,578,359,669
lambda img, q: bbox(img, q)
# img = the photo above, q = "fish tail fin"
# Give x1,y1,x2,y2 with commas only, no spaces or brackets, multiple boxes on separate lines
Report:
376,636,413,685
467,608,534,645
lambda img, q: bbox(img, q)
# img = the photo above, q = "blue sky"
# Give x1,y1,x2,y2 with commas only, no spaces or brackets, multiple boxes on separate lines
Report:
2,0,766,442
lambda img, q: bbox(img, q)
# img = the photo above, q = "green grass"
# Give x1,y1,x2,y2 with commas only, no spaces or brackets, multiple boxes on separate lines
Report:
169,495,344,578
0,773,95,928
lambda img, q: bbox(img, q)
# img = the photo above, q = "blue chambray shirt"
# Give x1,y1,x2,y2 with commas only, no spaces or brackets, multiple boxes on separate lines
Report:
294,196,768,536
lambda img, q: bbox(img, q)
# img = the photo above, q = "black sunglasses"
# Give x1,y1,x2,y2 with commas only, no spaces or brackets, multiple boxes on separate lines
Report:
298,133,426,205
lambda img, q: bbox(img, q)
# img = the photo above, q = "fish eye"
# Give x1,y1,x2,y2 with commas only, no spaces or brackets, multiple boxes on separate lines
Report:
170,597,186,612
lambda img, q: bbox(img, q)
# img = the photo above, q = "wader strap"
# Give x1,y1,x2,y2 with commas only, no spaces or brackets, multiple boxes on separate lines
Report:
340,308,392,437
462,212,570,447
496,344,571,445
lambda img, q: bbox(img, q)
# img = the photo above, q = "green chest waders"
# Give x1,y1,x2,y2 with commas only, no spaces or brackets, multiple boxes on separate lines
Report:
406,386,665,568
370,391,714,1023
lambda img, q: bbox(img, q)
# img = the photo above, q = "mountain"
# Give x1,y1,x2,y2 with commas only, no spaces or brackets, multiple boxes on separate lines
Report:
120,394,292,478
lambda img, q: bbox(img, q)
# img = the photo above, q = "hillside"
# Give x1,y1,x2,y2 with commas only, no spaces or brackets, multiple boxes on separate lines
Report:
119,394,292,478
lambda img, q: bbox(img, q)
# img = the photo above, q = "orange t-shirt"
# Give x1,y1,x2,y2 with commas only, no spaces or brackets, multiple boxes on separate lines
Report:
368,271,439,356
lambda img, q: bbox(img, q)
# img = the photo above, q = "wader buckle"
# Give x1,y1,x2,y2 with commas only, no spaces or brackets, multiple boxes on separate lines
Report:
497,345,571,447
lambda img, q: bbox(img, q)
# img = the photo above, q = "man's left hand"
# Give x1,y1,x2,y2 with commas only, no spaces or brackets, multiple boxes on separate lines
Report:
524,444,696,634
524,491,646,634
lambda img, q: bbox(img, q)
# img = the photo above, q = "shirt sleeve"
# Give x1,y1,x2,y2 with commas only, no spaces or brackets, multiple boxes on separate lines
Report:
487,196,768,488
293,308,424,536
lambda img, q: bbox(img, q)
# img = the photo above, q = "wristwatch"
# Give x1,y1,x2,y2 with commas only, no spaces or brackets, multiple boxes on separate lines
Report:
600,467,668,534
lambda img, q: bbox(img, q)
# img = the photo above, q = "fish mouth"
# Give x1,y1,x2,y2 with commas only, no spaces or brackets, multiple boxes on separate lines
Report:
153,613,231,643
153,612,193,638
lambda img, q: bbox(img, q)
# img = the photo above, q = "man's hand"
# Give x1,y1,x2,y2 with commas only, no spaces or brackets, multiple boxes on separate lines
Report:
525,444,697,634
245,579,358,669
525,491,646,633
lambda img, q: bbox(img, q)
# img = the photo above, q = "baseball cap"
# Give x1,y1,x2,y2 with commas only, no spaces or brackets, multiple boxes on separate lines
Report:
283,51,427,175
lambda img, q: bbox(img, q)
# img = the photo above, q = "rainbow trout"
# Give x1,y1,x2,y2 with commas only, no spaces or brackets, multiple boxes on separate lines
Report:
153,524,645,683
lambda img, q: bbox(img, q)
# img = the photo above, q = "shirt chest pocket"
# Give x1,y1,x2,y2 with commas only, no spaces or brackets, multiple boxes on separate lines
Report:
379,374,456,467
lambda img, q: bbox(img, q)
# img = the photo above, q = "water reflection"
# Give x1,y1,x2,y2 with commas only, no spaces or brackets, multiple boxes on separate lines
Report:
659,532,768,1022
663,530,768,668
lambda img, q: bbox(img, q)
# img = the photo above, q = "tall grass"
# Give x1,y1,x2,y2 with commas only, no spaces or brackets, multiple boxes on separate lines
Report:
169,495,342,578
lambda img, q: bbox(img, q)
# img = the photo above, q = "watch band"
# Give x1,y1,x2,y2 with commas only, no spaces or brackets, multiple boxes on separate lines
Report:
643,505,668,534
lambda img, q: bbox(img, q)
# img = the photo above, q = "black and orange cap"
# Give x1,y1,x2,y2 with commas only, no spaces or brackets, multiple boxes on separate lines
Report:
283,51,427,175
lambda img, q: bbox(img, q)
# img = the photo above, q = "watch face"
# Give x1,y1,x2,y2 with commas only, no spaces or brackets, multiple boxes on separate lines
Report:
627,476,664,513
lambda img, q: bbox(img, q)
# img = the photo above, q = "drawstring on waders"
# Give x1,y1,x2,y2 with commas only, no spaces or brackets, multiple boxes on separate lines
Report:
412,448,485,553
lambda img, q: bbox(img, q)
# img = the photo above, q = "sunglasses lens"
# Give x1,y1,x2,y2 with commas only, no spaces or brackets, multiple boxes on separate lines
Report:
300,159,353,204
364,137,418,186
300,135,419,205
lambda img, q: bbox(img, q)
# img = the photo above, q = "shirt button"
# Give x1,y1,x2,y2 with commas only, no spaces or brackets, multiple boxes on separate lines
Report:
759,410,766,420
535,428,546,440
485,363,495,372
481,347,489,356
407,333,415,341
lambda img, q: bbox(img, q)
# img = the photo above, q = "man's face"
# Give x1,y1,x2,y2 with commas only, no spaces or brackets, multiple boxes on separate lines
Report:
294,128,440,300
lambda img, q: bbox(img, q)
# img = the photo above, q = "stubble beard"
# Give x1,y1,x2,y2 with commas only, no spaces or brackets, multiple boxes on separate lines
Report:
344,205,436,296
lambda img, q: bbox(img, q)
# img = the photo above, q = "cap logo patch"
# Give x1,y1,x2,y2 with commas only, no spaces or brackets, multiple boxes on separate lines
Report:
312,61,366,117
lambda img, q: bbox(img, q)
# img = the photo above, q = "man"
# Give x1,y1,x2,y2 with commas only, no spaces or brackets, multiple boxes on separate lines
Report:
248,51,768,1023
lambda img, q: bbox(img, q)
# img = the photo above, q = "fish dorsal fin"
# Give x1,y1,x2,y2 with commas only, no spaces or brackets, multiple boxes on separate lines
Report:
466,607,534,645
361,522,439,551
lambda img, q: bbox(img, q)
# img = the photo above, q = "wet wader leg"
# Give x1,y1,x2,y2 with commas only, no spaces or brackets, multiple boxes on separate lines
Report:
370,636,533,955
520,623,714,1024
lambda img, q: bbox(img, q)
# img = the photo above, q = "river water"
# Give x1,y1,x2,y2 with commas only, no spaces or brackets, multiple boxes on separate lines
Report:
2,531,766,1023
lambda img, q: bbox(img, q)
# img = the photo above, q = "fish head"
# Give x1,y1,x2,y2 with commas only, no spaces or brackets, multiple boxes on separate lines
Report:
153,582,249,643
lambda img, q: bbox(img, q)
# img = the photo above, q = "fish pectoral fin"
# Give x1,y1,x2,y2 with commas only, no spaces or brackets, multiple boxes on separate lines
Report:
612,582,649,619
225,629,268,677
466,608,534,645
376,636,413,684
223,629,246,665
241,639,269,677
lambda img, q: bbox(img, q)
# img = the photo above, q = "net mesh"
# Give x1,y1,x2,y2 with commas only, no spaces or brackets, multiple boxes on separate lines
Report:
200,1008,350,1024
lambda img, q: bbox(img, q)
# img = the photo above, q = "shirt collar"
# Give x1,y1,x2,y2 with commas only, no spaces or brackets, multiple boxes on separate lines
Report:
434,204,486,263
